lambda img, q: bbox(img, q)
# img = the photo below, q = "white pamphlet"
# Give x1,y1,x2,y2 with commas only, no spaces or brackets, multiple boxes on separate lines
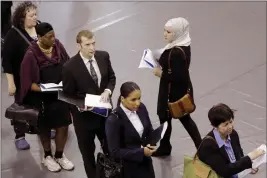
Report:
40,81,63,89
84,94,112,109
238,144,266,178
41,88,63,92
161,121,168,139
138,49,159,69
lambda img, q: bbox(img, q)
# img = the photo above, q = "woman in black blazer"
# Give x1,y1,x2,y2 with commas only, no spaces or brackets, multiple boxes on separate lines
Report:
152,17,202,156
198,103,265,178
105,82,156,178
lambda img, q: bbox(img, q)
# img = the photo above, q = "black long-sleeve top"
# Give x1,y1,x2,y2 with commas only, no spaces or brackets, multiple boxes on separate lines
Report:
157,46,193,118
2,27,36,101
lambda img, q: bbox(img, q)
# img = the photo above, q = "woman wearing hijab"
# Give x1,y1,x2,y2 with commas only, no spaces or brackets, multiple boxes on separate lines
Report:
152,17,202,157
19,22,74,172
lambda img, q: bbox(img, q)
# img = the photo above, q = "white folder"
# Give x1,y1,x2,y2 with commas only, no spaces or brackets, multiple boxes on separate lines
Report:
84,94,112,109
138,49,159,69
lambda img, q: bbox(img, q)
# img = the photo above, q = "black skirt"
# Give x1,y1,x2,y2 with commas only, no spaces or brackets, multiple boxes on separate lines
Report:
24,91,72,132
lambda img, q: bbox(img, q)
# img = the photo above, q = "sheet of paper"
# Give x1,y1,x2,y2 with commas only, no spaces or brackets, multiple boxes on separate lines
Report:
238,144,266,178
85,94,112,109
40,81,63,89
161,121,168,139
138,49,159,69
252,144,266,168
41,88,63,92
237,169,251,178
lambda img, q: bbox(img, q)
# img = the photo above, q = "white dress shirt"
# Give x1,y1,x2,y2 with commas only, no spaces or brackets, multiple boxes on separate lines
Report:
120,103,144,137
80,52,111,95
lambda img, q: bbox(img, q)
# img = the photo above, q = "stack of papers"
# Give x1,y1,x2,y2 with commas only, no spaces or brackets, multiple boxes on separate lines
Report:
40,81,63,92
238,144,266,178
84,94,112,109
138,49,160,69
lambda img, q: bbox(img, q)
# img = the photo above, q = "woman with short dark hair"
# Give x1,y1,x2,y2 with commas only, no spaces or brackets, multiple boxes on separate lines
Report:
198,103,265,178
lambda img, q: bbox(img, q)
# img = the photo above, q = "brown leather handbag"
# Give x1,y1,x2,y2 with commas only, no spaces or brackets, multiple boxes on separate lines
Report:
167,47,196,119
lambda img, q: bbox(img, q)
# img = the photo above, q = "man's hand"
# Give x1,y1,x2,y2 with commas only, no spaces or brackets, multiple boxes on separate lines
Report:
100,90,110,103
152,67,162,78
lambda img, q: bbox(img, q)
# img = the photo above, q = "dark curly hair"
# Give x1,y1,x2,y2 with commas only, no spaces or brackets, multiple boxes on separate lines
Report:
12,1,37,29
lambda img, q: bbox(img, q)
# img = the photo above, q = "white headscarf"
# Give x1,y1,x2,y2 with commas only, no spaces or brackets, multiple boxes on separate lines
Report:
163,17,191,51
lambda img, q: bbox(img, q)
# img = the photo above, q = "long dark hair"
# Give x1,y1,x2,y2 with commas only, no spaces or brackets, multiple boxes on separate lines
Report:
117,82,140,106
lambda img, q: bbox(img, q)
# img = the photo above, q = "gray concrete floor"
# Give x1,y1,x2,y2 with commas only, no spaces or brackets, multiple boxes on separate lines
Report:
1,2,266,178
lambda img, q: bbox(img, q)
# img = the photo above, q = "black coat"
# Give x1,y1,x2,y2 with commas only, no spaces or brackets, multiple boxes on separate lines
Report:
62,51,116,130
157,46,193,118
105,103,155,178
198,129,252,178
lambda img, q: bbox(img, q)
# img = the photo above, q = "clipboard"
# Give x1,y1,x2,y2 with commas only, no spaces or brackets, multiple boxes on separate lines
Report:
146,121,168,145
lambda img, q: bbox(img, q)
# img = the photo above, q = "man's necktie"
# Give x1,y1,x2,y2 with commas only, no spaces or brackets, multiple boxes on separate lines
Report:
88,60,98,86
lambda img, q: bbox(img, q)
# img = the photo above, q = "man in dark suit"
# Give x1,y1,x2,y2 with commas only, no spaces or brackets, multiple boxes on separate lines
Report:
62,30,116,177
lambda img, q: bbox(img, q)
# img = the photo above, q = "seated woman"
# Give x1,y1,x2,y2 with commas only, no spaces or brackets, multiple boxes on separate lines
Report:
19,22,74,172
105,81,156,178
198,103,265,178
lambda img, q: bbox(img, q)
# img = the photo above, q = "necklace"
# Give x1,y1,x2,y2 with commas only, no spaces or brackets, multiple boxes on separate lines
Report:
37,41,53,54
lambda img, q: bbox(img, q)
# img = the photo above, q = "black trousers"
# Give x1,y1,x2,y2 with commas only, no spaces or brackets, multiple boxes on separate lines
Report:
159,111,202,150
12,120,26,138
13,98,26,139
72,111,108,178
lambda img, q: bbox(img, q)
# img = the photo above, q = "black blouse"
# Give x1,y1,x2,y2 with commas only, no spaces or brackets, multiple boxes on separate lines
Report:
157,46,193,117
2,27,36,88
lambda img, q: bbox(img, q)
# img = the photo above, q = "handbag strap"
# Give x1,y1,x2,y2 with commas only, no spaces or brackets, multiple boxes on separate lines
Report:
167,46,191,99
193,136,218,162
12,26,32,46
104,110,124,163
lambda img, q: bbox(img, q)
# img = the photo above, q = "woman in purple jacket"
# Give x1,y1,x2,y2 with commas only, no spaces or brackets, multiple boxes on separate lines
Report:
20,22,74,172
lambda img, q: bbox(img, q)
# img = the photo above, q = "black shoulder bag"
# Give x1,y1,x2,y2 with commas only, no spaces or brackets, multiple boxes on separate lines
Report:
96,110,124,178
